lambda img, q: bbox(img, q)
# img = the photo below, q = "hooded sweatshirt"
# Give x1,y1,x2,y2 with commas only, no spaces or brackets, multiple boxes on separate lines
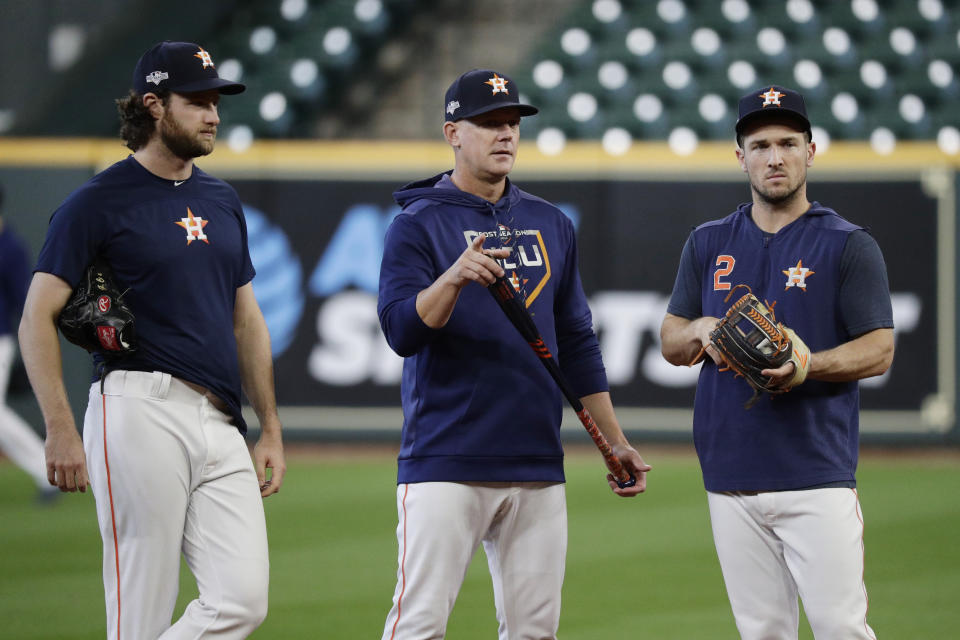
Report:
378,172,607,483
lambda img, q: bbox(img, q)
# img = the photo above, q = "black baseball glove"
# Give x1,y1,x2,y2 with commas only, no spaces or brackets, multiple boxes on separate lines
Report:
57,258,137,356
693,285,810,408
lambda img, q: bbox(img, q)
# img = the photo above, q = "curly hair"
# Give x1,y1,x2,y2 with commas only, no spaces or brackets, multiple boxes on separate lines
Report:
116,89,169,151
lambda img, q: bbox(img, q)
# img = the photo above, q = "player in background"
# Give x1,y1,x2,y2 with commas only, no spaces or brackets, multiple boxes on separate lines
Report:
659,85,894,639
0,183,57,503
377,68,651,639
18,41,284,639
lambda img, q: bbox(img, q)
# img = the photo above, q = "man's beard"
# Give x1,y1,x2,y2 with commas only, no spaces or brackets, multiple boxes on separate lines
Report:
160,114,215,160
752,173,805,206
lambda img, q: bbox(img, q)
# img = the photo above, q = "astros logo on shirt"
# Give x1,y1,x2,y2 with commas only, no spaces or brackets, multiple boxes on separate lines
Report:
783,259,814,291
175,207,210,244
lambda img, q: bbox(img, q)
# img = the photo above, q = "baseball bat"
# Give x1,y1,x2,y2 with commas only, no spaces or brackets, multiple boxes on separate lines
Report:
487,275,636,489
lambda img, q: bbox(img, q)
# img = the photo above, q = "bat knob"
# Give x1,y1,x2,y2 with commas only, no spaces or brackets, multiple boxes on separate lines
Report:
616,475,637,489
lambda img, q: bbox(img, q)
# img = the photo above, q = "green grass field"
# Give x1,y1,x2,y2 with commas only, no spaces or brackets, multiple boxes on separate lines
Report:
1,444,958,639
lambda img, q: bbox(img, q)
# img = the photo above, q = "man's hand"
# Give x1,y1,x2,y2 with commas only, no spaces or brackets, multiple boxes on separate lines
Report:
45,425,88,492
606,443,652,497
442,234,511,289
761,327,810,390
689,315,722,365
253,427,286,498
417,234,512,329
761,361,798,388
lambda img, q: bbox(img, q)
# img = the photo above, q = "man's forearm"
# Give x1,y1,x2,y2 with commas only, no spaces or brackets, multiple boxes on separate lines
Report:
660,313,716,366
581,391,628,448
415,278,462,329
809,328,894,382
19,317,75,434
237,326,281,434
235,307,281,438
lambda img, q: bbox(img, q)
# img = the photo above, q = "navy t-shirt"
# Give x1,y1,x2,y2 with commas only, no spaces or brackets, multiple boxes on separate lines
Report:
669,227,891,332
36,156,255,432
667,203,894,491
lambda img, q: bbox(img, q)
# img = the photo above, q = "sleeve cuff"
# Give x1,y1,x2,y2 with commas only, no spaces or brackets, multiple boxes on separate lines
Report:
388,295,440,356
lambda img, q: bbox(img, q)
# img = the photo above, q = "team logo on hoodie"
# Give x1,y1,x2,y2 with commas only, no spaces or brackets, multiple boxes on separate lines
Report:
465,225,549,307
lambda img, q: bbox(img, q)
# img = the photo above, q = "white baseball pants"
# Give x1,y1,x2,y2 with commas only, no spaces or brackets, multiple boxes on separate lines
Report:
84,370,269,639
0,335,47,488
707,488,877,640
382,481,567,640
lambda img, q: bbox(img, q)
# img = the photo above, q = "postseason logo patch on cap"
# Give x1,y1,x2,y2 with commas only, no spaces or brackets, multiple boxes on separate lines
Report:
145,71,169,86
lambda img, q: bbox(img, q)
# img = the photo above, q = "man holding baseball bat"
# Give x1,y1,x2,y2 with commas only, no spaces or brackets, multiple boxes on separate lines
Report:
377,68,650,639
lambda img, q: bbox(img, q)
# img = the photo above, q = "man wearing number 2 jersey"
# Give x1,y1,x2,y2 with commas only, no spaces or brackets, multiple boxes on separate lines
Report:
660,85,894,639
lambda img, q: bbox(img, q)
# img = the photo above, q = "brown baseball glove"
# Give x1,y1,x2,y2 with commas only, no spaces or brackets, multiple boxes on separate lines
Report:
693,285,810,408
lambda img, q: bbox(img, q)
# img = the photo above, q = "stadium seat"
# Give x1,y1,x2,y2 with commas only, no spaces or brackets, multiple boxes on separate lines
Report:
691,0,756,40
628,0,693,39
621,26,665,70
818,0,888,40
884,0,952,39
751,0,822,41
926,26,960,60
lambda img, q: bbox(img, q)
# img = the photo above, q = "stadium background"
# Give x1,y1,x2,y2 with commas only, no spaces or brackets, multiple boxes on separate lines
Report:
0,0,958,638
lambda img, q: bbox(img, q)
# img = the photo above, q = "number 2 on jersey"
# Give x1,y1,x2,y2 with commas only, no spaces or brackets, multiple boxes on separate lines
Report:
714,255,735,291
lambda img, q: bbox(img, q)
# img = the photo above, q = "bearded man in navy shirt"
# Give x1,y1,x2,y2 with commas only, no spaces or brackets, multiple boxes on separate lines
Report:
19,41,285,639
661,86,894,639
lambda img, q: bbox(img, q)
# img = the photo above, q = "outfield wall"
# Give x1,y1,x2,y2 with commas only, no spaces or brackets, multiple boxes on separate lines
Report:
2,138,957,441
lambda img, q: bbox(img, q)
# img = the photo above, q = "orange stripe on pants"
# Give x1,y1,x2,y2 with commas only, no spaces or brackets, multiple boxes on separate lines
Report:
102,394,122,639
388,484,409,640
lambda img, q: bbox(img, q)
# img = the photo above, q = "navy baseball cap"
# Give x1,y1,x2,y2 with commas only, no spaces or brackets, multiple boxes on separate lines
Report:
735,85,811,140
132,41,245,96
444,69,538,122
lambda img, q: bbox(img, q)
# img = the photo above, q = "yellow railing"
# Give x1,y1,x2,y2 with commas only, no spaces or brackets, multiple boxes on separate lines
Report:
1,137,957,177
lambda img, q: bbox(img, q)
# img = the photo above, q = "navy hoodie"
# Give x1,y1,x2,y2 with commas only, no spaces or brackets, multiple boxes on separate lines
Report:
378,172,607,483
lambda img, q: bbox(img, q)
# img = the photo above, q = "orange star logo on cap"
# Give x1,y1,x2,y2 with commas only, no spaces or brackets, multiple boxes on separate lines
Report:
485,73,509,95
194,47,215,69
760,87,785,107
